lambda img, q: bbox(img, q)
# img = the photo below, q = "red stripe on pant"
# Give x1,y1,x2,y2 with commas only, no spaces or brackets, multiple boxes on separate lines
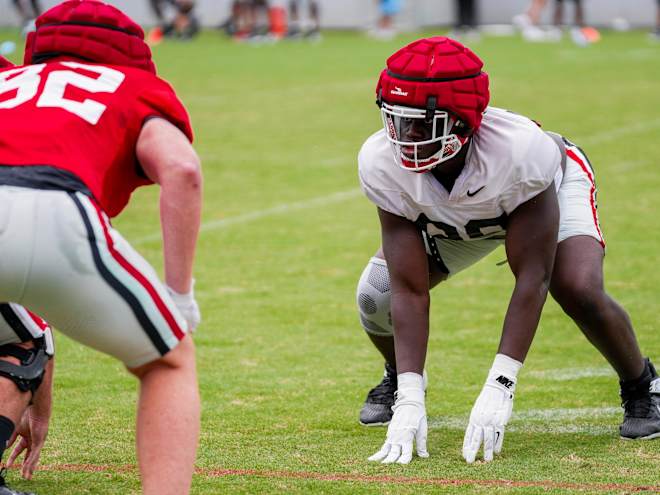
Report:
566,148,605,248
88,199,186,341
26,310,50,333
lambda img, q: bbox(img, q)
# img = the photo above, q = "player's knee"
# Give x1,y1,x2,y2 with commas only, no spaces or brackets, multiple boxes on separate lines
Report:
0,339,50,394
128,335,196,378
553,277,605,320
356,257,393,337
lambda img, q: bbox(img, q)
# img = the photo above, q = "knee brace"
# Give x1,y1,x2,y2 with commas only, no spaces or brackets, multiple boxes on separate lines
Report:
356,257,393,337
0,337,50,393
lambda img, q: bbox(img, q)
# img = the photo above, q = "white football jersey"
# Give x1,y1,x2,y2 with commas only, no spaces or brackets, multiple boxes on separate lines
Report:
358,106,563,242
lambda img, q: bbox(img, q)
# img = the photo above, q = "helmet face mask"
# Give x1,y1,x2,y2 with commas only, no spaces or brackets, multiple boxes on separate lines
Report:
380,102,466,172
375,37,490,173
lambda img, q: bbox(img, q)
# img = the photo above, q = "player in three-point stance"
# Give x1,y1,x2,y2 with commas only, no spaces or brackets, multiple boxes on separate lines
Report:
356,37,660,464
0,1,203,493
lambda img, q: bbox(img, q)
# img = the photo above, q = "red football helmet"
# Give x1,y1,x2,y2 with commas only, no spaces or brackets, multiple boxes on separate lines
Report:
376,37,490,172
24,0,155,74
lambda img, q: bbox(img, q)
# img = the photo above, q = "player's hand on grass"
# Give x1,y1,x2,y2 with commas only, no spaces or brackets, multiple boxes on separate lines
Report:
369,372,429,464
7,406,50,480
462,354,522,463
167,280,201,332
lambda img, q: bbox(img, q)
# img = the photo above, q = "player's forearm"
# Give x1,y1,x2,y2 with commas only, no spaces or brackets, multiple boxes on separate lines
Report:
391,290,430,375
498,276,550,362
160,164,202,294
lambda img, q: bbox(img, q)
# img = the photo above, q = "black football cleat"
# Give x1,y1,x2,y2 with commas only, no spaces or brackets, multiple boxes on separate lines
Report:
0,469,36,495
620,359,660,440
359,363,397,426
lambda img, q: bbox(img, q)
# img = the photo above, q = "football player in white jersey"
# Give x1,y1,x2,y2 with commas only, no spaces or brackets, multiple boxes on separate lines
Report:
356,36,660,465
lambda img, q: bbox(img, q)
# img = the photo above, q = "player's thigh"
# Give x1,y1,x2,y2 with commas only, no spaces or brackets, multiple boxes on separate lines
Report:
373,236,502,288
427,237,503,286
551,236,604,302
556,142,604,247
552,143,607,297
24,192,188,368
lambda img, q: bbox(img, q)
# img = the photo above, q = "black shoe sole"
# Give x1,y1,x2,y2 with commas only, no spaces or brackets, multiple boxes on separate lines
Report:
620,431,660,440
359,420,391,427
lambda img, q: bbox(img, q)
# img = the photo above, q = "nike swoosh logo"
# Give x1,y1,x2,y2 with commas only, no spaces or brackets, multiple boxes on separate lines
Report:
495,431,501,443
466,186,485,197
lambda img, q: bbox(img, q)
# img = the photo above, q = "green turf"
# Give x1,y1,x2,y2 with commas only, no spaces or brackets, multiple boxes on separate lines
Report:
1,28,659,494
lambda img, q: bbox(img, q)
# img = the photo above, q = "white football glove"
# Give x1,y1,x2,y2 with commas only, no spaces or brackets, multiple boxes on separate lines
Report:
166,281,201,332
369,372,429,464
462,354,522,463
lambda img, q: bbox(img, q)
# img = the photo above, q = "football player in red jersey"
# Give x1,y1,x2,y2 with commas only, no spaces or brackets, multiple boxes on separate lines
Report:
356,37,659,465
0,1,202,494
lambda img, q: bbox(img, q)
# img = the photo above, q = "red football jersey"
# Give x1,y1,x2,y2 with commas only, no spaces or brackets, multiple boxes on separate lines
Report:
0,61,193,217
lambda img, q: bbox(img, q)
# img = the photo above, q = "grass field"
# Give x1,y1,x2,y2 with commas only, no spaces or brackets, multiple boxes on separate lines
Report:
2,28,660,494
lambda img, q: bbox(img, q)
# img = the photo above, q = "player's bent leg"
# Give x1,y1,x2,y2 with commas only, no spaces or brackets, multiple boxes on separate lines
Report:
550,235,659,439
128,335,199,495
357,255,398,426
356,253,434,426
0,305,53,492
0,341,45,495
550,235,644,380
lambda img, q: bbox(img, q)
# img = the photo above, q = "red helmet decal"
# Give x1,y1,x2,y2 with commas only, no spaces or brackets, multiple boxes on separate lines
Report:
376,37,489,132
24,0,155,74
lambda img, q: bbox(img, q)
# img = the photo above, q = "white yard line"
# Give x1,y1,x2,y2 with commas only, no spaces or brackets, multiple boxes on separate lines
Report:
527,367,615,381
133,188,363,245
577,117,660,146
428,407,620,436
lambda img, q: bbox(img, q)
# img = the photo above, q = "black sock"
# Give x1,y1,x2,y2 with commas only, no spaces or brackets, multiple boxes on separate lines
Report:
0,415,15,463
620,358,653,397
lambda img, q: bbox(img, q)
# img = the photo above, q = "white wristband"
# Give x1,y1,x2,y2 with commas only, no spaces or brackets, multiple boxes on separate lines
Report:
166,279,195,303
397,372,425,403
491,353,523,378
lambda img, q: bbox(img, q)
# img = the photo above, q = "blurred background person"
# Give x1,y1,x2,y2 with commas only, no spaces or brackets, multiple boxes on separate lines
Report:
149,0,199,41
369,0,403,40
11,0,42,34
287,0,321,40
219,0,251,37
553,0,601,45
654,0,660,40
220,0,272,41
512,0,559,42
451,0,480,41
553,0,584,28
512,0,548,29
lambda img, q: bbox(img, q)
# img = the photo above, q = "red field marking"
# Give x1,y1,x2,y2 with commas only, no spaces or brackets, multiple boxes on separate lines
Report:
39,464,660,492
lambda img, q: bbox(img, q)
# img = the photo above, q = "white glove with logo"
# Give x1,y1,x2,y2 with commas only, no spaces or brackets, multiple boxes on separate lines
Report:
167,280,201,332
369,372,429,464
462,354,522,463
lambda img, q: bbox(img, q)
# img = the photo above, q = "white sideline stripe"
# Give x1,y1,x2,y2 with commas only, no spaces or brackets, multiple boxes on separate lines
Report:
527,367,615,381
578,117,660,146
428,407,620,436
133,188,363,245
